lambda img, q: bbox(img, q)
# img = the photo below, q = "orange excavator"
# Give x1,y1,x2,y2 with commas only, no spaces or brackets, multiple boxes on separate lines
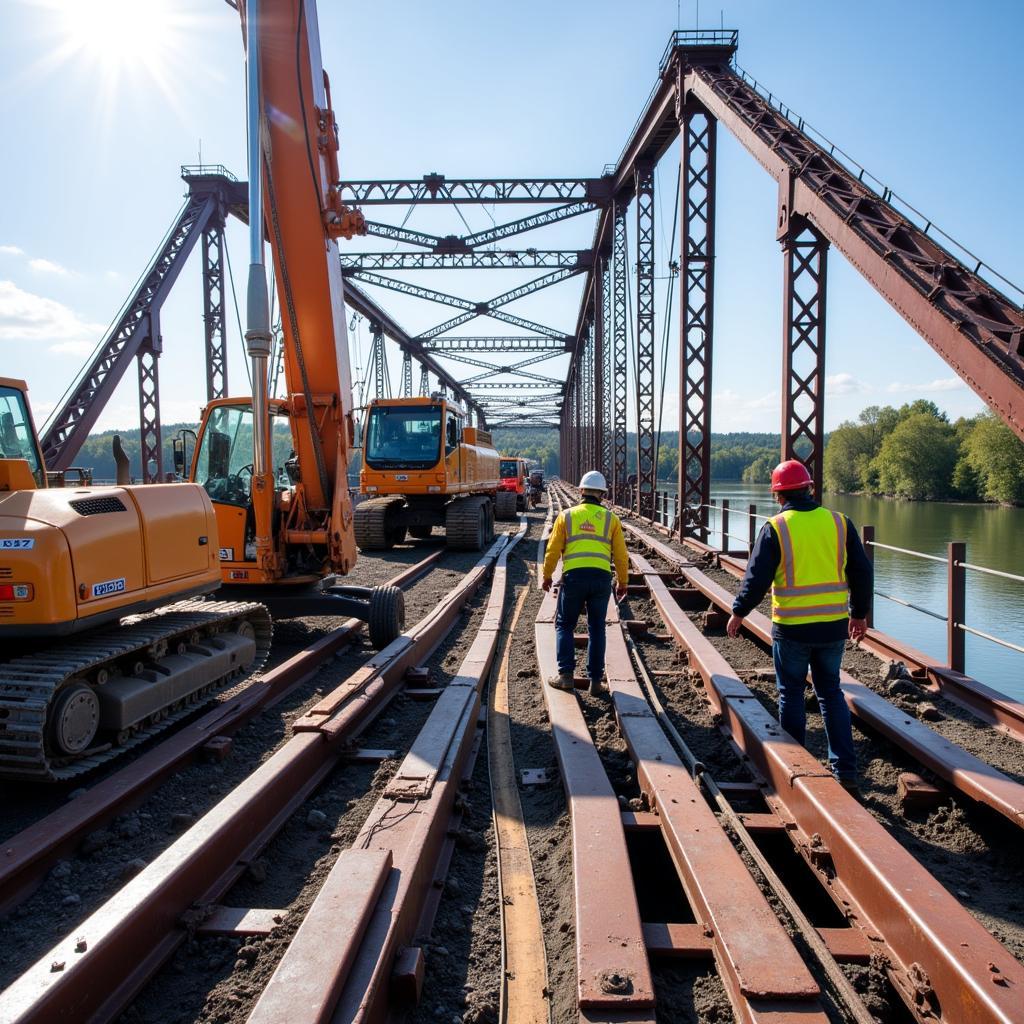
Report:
184,0,403,641
0,0,400,781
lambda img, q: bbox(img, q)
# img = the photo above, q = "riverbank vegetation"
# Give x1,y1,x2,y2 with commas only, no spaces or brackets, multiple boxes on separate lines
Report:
823,401,1024,503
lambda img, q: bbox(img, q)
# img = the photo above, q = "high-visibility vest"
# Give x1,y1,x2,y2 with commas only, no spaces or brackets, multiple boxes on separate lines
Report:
562,503,614,572
768,507,850,625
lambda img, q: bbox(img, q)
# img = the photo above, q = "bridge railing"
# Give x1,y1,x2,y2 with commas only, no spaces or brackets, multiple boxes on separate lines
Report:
642,493,1024,680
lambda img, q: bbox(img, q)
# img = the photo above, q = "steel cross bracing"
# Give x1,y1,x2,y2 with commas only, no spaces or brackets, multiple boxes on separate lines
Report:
400,350,413,397
418,364,430,397
678,103,717,531
339,176,612,205
201,217,228,401
611,204,628,503
781,223,828,490
634,162,656,518
137,326,162,483
340,250,593,271
363,202,595,253
40,181,231,472
368,323,392,400
601,253,613,476
422,336,569,352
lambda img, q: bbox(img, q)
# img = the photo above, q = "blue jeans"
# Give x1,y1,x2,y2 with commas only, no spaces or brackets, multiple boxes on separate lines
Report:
772,637,857,781
555,568,612,680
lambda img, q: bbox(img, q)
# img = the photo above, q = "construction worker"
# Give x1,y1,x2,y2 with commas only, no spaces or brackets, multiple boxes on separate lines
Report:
726,460,873,793
542,471,629,693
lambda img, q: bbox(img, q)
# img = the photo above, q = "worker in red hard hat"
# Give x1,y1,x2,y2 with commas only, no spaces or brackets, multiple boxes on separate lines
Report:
726,459,873,795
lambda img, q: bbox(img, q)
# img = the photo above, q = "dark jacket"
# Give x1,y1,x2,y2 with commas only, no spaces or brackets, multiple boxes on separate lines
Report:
731,495,873,643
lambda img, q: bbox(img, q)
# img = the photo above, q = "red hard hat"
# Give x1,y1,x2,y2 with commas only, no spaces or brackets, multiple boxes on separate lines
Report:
770,459,813,492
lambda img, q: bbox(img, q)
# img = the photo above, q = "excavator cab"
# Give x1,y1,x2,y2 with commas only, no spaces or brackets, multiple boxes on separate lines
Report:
0,379,45,491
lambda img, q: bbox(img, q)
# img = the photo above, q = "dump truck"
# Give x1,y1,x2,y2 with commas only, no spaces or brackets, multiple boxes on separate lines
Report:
354,396,501,551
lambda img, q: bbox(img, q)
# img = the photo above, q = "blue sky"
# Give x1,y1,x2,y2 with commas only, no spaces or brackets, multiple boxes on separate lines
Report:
0,0,1021,438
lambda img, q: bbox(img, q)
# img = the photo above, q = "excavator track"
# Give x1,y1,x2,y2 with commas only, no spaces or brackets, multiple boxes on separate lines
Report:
354,496,406,551
0,599,272,782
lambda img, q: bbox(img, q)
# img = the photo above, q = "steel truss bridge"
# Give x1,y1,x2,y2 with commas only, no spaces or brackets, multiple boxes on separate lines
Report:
39,31,1024,522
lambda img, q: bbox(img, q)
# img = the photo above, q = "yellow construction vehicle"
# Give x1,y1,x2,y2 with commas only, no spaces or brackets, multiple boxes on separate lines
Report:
0,377,271,780
354,395,501,550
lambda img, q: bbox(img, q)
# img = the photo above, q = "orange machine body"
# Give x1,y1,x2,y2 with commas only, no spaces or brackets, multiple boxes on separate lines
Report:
360,397,499,498
0,379,220,637
498,457,528,495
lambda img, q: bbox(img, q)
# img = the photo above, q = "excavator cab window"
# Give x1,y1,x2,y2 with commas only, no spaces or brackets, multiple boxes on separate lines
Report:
194,405,256,508
0,385,43,484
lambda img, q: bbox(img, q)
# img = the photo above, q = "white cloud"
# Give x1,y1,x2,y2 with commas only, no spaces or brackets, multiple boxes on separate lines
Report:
826,372,870,396
886,377,965,394
0,280,103,353
28,257,69,276
0,245,24,256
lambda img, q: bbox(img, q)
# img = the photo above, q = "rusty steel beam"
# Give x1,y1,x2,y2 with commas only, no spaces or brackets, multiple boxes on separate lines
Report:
601,251,613,475
612,203,629,503
136,326,162,483
780,222,828,491
534,565,655,1015
201,217,228,401
678,101,717,529
630,549,1024,1024
593,256,606,476
340,249,592,271
624,523,1024,831
604,601,827,1021
683,63,1024,442
634,161,656,518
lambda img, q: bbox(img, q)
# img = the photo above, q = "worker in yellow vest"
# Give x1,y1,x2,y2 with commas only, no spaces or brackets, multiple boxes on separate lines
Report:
726,460,873,793
543,471,629,693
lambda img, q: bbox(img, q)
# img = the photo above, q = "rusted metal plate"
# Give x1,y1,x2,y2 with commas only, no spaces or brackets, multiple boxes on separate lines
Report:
642,922,713,959
247,850,392,1024
631,549,1024,1024
195,906,287,937
535,577,655,1013
626,526,1024,831
605,601,823,1011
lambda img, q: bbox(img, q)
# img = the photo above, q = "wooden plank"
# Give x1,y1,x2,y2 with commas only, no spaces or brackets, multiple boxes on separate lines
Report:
247,849,392,1024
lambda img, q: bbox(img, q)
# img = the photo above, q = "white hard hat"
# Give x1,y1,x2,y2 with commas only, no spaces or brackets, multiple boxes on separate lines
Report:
578,470,607,492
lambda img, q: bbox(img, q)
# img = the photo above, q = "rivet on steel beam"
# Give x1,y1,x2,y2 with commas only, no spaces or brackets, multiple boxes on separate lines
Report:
75,937,88,953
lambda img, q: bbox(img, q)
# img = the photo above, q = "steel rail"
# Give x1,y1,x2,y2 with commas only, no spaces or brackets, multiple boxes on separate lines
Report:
534,490,656,1018
622,632,877,1024
629,549,1024,1024
622,521,1024,830
0,550,444,918
249,519,530,1024
634,513,1024,747
603,597,829,1022
0,535,514,1024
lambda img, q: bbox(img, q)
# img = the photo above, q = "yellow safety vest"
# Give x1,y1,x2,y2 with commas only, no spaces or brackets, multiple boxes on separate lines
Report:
562,503,614,572
768,507,850,625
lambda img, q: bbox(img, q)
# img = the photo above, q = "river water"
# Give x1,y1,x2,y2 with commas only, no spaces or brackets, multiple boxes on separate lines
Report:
658,481,1024,702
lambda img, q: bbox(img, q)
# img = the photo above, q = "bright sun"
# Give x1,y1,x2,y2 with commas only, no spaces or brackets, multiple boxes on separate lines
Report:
29,0,195,120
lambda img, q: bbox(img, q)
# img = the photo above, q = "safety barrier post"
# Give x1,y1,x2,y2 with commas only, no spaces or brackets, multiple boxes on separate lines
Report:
747,503,757,555
720,500,730,554
862,525,874,628
948,541,966,673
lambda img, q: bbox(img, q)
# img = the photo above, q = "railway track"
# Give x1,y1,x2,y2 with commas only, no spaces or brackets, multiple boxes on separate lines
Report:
536,481,1023,1023
0,521,529,1023
1,486,1022,1023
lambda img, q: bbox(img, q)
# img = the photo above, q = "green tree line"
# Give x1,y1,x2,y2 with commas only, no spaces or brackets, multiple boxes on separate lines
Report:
824,401,1024,504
